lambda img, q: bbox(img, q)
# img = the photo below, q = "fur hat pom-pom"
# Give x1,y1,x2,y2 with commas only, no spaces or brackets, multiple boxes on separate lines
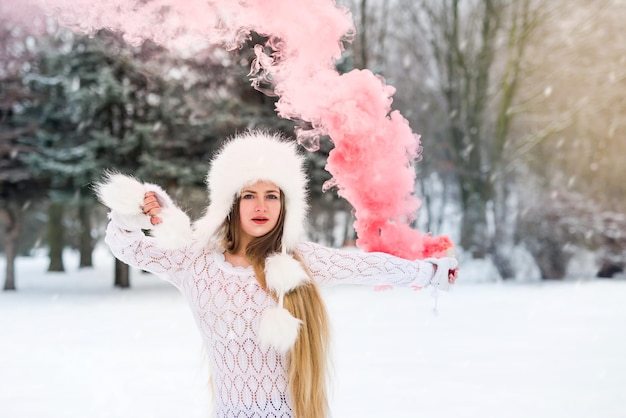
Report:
265,253,309,295
258,307,302,353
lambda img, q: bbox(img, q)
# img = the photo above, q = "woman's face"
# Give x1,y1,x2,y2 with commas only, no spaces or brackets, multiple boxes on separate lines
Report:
238,180,282,244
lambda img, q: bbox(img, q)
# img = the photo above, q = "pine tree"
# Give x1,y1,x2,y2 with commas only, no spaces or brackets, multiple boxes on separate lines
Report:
0,20,49,290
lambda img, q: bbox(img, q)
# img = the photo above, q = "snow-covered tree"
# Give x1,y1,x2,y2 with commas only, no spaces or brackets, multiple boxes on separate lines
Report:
515,0,626,277
343,0,542,278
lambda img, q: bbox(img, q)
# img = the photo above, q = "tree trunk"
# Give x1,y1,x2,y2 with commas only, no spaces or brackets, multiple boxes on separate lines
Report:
325,210,336,247
359,0,369,69
487,173,516,278
1,204,21,291
459,185,490,258
342,211,356,247
78,203,93,268
491,239,515,279
47,201,65,272
115,258,130,288
491,233,515,279
535,239,567,280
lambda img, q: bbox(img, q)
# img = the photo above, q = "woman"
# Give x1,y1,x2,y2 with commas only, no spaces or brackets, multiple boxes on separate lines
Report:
96,130,459,418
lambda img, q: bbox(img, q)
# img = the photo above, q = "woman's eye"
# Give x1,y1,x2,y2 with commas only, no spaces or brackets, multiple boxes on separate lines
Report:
267,194,279,200
242,194,254,199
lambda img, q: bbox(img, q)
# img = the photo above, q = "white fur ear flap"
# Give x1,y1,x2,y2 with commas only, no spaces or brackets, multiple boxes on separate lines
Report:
94,173,145,214
258,307,302,353
265,253,309,294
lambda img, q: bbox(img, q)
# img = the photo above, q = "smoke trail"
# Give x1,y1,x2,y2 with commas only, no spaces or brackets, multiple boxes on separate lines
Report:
3,0,453,259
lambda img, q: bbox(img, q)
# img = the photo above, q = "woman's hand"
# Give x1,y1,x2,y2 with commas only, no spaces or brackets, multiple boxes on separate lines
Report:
432,264,460,285
143,191,163,225
448,267,460,284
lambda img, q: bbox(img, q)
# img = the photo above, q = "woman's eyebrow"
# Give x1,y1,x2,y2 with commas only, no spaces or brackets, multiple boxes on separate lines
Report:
241,189,280,194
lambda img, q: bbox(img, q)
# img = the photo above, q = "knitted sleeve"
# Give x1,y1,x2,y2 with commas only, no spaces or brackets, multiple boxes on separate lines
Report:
104,214,196,289
295,241,436,288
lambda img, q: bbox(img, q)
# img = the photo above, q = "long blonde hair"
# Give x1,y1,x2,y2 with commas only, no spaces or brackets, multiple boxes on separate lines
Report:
223,192,330,418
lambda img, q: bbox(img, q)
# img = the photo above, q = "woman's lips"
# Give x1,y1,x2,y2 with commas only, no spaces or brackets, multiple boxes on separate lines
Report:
252,218,268,224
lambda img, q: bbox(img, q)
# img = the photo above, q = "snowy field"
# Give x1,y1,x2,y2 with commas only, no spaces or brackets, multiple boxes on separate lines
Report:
1,247,625,418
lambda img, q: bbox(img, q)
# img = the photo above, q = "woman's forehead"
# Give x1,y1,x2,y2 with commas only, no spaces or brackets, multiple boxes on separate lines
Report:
242,180,281,192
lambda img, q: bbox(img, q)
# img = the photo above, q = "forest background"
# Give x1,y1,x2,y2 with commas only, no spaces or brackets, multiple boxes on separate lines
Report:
1,0,625,290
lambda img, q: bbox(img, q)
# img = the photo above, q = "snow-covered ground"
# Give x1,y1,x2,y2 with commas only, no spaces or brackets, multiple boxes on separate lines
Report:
1,247,625,418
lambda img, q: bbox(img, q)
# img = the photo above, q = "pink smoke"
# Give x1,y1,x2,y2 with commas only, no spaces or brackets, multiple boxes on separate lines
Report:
3,0,453,259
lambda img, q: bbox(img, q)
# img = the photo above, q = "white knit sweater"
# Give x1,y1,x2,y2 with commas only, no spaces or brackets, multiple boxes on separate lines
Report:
105,218,437,418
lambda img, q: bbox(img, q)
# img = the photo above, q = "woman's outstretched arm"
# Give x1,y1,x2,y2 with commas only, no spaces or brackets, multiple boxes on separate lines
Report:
296,241,458,290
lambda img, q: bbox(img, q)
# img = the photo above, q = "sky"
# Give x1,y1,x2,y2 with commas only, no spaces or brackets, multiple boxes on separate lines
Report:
1,247,625,418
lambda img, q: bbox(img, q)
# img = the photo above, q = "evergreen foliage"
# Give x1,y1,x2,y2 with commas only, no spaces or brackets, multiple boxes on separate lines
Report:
2,24,330,287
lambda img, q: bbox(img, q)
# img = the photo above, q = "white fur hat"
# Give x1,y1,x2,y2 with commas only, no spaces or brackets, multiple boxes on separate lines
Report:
193,130,308,250
194,130,310,353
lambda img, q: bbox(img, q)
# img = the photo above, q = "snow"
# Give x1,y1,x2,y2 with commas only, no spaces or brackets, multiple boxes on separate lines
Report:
1,247,625,418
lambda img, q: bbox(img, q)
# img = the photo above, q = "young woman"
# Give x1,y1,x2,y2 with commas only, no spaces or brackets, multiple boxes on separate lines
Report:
96,130,459,418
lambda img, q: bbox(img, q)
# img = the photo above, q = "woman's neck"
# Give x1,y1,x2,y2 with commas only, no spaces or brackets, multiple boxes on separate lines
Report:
224,248,251,268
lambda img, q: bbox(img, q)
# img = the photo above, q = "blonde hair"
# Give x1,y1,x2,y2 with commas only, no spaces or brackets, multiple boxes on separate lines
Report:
223,192,330,418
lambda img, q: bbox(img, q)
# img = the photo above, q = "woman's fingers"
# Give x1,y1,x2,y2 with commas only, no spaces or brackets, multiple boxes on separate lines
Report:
143,192,162,219
144,204,162,216
448,267,459,284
